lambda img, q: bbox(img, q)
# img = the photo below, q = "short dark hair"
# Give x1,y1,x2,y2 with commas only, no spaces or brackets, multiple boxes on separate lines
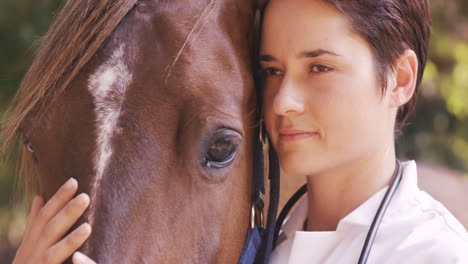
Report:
322,0,431,133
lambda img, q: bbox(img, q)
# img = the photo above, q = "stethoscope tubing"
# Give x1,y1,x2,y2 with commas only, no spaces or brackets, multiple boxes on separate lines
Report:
357,159,403,264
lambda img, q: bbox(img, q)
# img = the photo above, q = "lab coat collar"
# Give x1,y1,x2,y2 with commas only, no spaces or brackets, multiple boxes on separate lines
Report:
279,160,419,241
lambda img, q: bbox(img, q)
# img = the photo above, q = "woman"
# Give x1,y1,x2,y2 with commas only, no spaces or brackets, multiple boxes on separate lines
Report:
260,0,468,263
12,0,468,263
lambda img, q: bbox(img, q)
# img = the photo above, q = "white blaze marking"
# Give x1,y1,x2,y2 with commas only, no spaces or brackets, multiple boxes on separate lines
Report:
87,45,132,227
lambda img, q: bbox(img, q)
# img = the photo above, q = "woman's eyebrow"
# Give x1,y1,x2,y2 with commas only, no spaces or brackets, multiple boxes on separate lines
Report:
297,49,340,58
259,54,276,62
259,49,341,62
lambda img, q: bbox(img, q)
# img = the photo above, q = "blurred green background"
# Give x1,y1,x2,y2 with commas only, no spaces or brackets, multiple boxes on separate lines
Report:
1,0,467,262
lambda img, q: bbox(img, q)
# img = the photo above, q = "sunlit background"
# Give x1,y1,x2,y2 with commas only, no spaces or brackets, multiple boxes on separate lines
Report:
1,0,467,262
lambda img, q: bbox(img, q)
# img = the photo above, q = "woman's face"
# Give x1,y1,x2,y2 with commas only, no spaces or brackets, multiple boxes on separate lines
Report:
260,0,396,176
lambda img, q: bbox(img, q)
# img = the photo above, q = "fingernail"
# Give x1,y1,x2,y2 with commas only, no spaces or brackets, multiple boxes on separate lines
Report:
64,178,77,188
35,195,45,204
76,193,90,206
32,196,41,204
77,223,91,236
65,177,74,185
73,251,87,264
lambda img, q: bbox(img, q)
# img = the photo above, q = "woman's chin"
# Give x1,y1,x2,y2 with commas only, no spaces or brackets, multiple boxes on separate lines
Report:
279,157,314,177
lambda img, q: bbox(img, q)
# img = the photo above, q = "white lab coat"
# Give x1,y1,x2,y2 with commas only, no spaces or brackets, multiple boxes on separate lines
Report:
271,161,468,264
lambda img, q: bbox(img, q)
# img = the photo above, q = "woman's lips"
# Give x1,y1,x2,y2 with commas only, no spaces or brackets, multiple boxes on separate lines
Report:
278,128,318,142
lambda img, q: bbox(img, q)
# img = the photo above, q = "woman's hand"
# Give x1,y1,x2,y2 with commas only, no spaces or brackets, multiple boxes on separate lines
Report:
12,178,96,264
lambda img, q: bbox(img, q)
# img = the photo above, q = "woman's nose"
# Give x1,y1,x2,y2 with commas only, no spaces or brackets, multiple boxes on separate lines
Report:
273,76,305,116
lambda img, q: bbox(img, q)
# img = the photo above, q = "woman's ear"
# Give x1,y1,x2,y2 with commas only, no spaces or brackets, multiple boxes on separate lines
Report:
388,49,418,108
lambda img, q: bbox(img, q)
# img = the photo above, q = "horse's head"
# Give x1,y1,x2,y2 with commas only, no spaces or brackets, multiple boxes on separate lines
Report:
2,0,265,263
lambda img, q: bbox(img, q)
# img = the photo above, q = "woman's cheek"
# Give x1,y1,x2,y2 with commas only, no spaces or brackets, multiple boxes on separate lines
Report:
263,83,280,129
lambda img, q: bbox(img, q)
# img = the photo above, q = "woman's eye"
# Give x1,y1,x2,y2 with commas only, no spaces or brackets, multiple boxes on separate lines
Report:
261,67,283,78
204,129,242,169
310,65,332,73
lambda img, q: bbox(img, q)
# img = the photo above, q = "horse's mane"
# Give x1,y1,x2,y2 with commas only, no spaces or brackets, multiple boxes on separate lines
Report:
0,0,137,200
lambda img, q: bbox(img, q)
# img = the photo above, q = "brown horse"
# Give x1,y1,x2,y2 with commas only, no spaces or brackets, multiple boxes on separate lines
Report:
1,0,267,263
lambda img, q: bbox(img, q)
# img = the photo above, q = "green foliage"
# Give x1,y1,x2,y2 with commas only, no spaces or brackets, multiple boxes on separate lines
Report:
0,0,62,108
441,43,468,118
397,2,468,172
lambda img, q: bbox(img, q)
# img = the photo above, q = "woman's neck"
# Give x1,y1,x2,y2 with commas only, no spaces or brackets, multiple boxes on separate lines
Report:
305,145,396,231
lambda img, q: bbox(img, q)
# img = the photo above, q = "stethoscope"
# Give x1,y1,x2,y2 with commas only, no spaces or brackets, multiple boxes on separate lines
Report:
273,159,403,264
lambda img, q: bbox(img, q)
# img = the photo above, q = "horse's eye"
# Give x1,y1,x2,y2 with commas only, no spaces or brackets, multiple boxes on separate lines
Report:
23,137,39,163
23,138,35,153
204,129,242,169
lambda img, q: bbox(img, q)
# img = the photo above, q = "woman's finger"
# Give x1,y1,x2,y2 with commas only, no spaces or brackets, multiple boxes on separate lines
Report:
73,251,97,264
28,178,78,242
25,196,45,234
40,193,90,248
13,196,45,263
44,223,92,264
21,196,45,244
